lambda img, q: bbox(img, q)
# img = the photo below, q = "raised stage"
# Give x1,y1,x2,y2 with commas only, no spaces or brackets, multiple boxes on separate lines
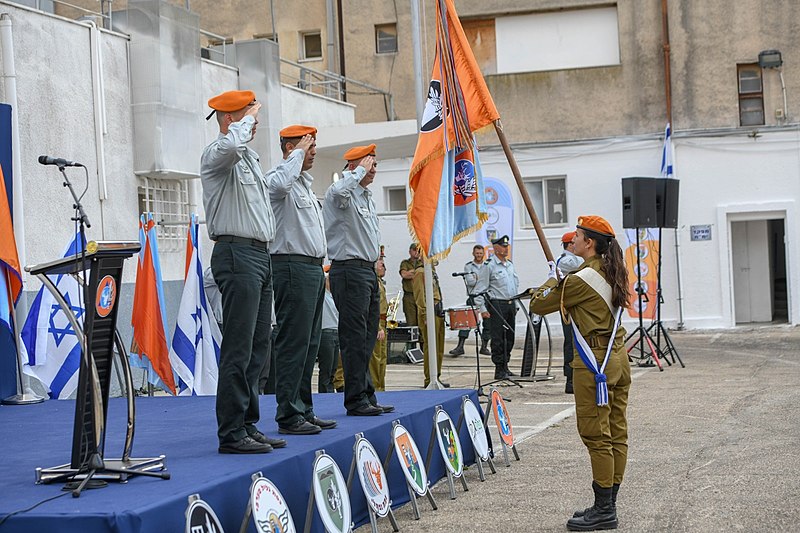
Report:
0,389,481,532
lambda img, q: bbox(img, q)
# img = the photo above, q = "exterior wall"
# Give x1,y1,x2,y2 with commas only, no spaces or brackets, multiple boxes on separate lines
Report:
281,84,355,127
371,128,800,332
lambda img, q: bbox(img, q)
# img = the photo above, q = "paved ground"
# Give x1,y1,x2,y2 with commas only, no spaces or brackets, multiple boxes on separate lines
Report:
366,326,800,532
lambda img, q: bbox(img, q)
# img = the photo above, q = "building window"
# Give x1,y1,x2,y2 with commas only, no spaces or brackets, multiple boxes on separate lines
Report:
137,177,190,249
522,176,567,226
301,31,322,61
738,63,765,126
385,186,408,213
375,23,398,54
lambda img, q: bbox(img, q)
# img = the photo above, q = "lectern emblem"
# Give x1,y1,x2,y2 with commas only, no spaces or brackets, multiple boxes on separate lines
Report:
95,275,117,318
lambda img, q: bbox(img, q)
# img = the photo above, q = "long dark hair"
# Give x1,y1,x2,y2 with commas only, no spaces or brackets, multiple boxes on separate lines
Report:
584,229,630,308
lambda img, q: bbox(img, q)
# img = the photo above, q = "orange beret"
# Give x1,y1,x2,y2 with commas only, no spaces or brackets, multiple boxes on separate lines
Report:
577,215,615,238
343,144,377,161
280,125,317,138
207,90,256,113
561,231,576,244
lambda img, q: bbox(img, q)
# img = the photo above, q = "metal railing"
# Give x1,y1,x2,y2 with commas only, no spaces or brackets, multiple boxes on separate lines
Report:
29,0,112,27
199,28,227,63
280,58,396,121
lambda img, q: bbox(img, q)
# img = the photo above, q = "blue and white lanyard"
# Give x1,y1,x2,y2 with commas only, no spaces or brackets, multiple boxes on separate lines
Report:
570,307,623,406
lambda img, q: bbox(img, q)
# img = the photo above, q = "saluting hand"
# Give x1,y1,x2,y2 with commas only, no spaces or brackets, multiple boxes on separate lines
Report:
359,155,376,174
245,101,262,118
296,134,315,154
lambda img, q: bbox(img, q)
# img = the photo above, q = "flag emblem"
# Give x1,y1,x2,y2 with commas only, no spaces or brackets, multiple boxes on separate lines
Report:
420,80,445,133
95,275,116,318
453,156,476,206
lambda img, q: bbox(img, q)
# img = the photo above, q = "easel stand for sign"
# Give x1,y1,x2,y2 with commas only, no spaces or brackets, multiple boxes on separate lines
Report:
483,405,519,467
383,421,437,520
237,472,261,533
424,406,468,500
454,398,496,482
304,450,354,533
346,433,399,533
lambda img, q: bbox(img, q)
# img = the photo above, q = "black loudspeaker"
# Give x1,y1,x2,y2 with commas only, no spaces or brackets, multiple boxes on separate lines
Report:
622,177,657,228
655,178,679,228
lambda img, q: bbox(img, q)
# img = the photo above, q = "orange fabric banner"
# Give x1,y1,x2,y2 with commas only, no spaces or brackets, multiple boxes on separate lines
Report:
624,229,659,320
408,0,499,258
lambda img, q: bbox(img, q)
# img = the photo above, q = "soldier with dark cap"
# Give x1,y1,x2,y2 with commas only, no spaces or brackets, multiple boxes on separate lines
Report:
201,89,286,454
267,124,336,435
531,215,631,531
399,243,422,325
474,235,520,380
324,144,394,416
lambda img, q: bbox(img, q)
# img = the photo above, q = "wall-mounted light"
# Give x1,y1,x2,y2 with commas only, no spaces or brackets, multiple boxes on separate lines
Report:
758,49,783,69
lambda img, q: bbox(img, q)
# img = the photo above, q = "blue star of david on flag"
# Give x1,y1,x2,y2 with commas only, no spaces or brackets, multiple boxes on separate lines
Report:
48,291,84,347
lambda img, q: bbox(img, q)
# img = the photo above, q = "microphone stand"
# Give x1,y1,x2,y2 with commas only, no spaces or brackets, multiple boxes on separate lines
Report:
456,274,487,397
474,291,522,392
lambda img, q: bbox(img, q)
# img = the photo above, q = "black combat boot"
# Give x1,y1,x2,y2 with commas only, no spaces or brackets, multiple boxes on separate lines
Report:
566,482,618,531
493,364,508,380
565,378,574,394
480,337,491,355
449,337,466,356
573,483,619,518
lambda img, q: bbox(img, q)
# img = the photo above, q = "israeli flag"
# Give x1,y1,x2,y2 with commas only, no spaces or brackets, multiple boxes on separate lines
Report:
21,233,86,399
169,215,221,395
660,122,674,178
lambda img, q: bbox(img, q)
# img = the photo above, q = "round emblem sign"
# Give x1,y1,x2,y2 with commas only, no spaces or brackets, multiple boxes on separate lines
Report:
251,476,296,533
312,453,352,533
185,498,224,533
392,424,428,496
434,408,464,477
491,388,515,448
95,275,117,318
462,398,490,461
355,437,391,517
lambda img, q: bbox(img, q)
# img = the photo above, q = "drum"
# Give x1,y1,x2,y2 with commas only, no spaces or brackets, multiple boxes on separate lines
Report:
446,306,478,330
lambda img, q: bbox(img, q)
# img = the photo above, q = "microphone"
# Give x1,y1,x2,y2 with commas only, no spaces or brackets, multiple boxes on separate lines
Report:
38,155,83,167
452,272,469,277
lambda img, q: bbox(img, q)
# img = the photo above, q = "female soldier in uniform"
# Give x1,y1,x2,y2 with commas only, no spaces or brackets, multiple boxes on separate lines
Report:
531,215,631,531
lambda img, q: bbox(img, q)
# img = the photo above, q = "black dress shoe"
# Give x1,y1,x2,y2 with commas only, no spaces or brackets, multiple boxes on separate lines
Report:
565,381,574,394
307,416,337,429
440,382,451,388
372,403,394,413
347,404,383,416
494,368,509,380
249,431,287,448
218,436,272,454
279,420,322,435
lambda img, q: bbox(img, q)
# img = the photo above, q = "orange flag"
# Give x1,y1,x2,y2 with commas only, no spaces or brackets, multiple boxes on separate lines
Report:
131,215,176,394
0,164,22,304
408,0,499,259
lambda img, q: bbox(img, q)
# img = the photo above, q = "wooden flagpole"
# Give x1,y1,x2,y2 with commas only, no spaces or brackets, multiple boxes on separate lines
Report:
493,120,555,262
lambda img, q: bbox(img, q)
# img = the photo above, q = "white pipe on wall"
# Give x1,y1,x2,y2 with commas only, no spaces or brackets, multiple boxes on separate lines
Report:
0,14,27,280
84,20,108,203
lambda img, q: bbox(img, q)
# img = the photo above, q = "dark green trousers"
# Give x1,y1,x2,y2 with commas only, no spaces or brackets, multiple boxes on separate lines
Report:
316,328,339,393
329,263,378,412
273,260,325,428
211,241,272,444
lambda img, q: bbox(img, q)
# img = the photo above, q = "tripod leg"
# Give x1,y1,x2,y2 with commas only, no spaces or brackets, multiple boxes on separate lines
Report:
661,326,685,367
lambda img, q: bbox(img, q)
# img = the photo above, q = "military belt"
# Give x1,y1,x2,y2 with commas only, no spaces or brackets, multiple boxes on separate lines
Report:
332,259,375,270
491,298,514,305
270,254,324,266
215,235,269,250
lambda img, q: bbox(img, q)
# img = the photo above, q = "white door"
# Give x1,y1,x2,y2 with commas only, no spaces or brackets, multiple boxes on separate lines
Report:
732,220,773,323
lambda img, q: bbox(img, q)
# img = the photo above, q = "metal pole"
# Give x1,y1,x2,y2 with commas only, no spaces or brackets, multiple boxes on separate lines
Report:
325,0,337,76
410,0,425,120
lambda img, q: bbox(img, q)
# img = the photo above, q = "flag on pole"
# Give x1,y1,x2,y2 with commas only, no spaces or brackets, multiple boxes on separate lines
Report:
408,0,500,259
0,163,23,398
660,122,674,178
21,232,86,399
169,214,221,396
130,213,176,394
